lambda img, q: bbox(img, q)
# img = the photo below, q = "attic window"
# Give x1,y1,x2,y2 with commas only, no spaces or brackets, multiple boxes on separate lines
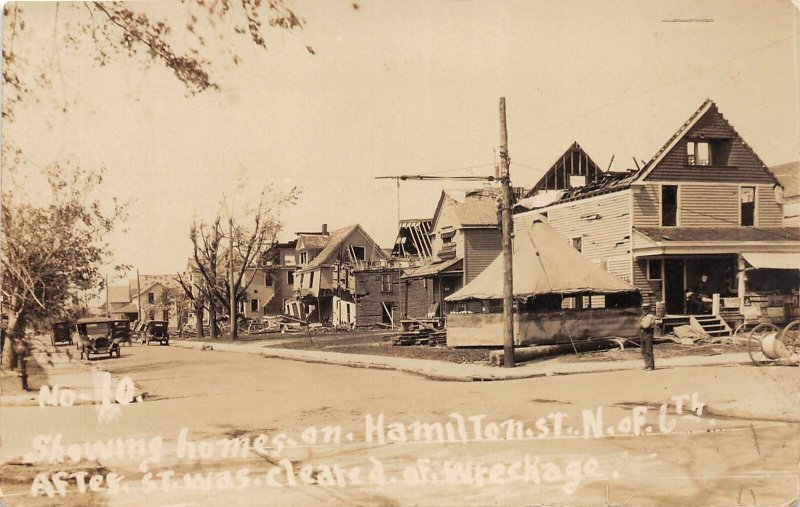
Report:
687,141,711,166
299,252,308,264
350,246,365,261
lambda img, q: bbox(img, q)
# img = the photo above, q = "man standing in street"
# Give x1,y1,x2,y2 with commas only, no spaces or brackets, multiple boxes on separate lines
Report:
640,303,658,371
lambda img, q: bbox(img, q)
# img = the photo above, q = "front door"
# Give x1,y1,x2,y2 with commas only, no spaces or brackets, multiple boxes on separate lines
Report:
664,259,685,314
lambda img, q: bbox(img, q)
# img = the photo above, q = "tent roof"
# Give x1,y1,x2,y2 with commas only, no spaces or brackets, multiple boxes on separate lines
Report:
446,215,637,301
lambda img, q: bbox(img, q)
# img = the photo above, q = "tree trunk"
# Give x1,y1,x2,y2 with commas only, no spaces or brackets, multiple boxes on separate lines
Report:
195,302,204,338
2,310,24,369
231,296,238,341
209,304,217,340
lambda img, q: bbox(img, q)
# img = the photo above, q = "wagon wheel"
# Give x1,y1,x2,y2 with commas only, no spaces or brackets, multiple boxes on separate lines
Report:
748,323,780,366
779,320,800,360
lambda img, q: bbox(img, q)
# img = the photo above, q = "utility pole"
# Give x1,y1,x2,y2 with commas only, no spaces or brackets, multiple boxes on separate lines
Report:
499,97,516,368
229,217,237,340
136,269,142,322
105,274,110,318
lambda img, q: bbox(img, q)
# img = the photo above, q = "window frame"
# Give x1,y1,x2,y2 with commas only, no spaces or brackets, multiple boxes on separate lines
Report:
660,184,679,227
647,259,663,281
381,273,392,293
250,298,259,312
570,235,583,253
739,185,757,227
687,140,712,166
350,245,366,261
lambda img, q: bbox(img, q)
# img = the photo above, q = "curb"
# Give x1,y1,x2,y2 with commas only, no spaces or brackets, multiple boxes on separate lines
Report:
172,340,754,382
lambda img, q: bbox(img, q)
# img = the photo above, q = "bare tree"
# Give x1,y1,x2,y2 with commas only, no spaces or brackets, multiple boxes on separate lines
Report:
189,186,298,340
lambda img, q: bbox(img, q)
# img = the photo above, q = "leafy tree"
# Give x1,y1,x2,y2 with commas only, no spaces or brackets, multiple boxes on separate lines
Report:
1,163,128,369
2,0,309,119
189,186,298,340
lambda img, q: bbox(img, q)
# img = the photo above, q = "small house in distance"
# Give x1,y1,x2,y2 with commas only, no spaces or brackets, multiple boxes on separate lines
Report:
445,215,641,347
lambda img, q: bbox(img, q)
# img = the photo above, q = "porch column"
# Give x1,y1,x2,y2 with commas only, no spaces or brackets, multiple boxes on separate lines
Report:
737,254,746,311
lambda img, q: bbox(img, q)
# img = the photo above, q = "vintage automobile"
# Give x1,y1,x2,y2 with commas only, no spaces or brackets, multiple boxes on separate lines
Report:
139,320,170,346
75,317,121,360
109,319,133,346
51,320,74,347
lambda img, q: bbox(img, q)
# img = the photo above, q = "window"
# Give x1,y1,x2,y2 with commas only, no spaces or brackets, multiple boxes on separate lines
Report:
647,259,663,280
570,236,582,253
287,270,294,285
250,299,259,312
299,251,308,264
740,186,755,226
162,309,169,321
350,246,365,261
309,271,315,289
265,273,273,287
687,141,711,166
299,273,304,287
147,292,155,304
661,185,678,226
381,273,392,292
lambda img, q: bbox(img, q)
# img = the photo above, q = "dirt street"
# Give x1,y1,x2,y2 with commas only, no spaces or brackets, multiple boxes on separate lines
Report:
1,344,798,506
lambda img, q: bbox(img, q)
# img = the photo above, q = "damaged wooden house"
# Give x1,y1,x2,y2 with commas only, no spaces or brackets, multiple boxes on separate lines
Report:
288,224,388,326
515,99,800,336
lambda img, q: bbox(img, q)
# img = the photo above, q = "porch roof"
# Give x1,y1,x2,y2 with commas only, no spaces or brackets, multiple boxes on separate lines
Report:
633,227,800,257
742,252,800,270
401,258,463,280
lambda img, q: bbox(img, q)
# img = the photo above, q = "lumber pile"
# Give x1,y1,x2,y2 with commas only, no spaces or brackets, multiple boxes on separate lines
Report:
393,318,446,346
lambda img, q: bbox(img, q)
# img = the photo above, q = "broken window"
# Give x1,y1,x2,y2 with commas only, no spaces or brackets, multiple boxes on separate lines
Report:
687,141,711,166
350,246,365,261
740,186,755,226
661,185,678,226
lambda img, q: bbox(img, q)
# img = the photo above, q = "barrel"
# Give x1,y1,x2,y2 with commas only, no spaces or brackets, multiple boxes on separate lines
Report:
655,301,666,318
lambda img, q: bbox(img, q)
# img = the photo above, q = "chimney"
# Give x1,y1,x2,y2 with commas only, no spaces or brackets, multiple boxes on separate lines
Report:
321,224,328,235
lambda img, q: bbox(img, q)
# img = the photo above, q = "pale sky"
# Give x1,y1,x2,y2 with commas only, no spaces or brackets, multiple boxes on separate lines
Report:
4,0,799,279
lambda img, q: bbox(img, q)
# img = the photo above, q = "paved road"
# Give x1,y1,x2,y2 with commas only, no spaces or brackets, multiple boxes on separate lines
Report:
2,344,798,506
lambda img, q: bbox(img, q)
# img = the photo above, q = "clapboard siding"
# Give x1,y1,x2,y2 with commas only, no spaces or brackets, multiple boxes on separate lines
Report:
355,270,400,325
606,256,632,284
758,186,783,227
633,184,660,227
463,229,502,283
645,105,776,184
400,278,431,319
633,259,661,306
520,191,631,266
680,185,738,227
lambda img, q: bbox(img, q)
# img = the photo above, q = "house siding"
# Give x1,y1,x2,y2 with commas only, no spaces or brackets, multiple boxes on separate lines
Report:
633,184,660,227
680,185,738,227
643,106,776,184
400,278,431,319
758,185,783,227
355,269,400,326
463,229,502,283
633,259,661,306
521,191,631,267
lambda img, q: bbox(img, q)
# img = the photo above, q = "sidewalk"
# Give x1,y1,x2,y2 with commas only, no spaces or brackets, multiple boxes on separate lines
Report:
172,339,754,381
0,336,142,407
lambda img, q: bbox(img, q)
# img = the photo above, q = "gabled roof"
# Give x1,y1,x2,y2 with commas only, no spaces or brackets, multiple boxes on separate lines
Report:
769,161,799,198
446,215,637,301
300,224,387,271
524,142,605,197
431,189,499,232
296,234,329,251
632,99,778,185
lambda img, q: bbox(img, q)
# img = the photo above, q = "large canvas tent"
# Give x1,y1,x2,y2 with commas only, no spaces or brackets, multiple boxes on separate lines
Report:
445,215,641,347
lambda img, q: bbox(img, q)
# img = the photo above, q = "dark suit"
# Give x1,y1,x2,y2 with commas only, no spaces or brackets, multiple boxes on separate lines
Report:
640,312,656,369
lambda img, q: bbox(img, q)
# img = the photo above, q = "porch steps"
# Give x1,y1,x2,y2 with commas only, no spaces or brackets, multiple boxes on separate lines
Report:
661,315,691,334
691,315,732,337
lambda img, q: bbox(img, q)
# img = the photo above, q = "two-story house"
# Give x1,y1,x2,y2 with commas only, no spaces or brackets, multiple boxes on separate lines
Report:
401,189,503,318
515,99,800,330
290,224,387,324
